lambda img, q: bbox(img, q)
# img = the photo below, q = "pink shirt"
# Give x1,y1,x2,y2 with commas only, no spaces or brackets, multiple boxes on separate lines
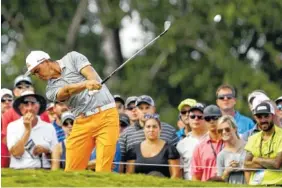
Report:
191,135,224,181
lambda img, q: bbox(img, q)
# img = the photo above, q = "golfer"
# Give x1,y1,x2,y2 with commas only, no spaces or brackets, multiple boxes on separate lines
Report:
24,50,119,172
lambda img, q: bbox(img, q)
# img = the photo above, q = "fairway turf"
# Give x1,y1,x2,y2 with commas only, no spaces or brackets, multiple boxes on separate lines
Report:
1,169,259,187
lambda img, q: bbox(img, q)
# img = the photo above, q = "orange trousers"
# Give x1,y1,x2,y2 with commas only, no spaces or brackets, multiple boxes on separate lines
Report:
65,108,119,172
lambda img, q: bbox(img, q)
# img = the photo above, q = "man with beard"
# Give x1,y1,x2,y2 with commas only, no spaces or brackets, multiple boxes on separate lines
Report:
244,102,282,185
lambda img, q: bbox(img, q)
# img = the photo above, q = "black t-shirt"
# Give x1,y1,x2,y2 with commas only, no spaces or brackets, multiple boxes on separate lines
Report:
127,141,180,177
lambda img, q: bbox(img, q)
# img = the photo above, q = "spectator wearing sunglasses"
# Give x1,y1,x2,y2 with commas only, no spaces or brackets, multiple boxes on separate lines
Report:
114,95,125,113
119,95,178,173
1,88,13,114
176,98,197,139
244,102,282,185
7,91,57,169
1,88,13,168
2,75,50,145
176,103,208,180
216,84,255,136
275,96,282,126
191,104,224,181
124,96,138,126
216,115,246,184
126,114,181,178
51,111,75,170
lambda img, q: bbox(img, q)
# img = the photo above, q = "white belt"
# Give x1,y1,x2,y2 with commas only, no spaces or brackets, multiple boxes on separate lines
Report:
84,102,116,117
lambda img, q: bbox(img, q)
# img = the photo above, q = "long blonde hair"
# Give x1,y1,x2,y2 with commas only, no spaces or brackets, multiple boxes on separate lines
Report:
217,115,240,139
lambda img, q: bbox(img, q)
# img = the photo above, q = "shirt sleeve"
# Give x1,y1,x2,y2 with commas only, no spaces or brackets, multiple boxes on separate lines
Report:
127,146,137,161
46,85,60,102
118,131,127,162
7,123,19,150
216,151,225,176
40,111,50,123
70,51,91,72
49,125,59,151
1,109,14,136
191,145,203,176
167,144,180,160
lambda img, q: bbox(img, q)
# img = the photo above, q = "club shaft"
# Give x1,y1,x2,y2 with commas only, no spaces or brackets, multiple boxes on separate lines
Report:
101,29,169,84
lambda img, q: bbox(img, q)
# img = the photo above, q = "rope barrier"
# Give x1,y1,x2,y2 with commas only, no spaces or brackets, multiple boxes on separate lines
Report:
2,155,282,172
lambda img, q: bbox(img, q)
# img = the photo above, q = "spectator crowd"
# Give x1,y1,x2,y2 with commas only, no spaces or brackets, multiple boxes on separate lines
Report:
1,75,282,186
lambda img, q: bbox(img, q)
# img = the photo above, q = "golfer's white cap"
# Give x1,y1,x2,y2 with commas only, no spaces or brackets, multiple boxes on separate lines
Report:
25,51,50,76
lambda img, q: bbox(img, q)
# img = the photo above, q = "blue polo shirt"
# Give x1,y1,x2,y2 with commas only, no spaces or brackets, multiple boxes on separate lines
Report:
234,111,255,134
52,121,65,142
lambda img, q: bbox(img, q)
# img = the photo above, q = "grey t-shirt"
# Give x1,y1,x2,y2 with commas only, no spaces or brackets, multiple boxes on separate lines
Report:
217,148,246,184
46,51,114,116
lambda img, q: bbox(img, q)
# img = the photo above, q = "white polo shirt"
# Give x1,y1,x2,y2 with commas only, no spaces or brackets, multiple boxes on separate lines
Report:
176,132,207,180
7,117,58,169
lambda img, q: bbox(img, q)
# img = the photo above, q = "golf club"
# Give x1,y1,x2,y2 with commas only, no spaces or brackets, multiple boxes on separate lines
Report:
89,21,171,95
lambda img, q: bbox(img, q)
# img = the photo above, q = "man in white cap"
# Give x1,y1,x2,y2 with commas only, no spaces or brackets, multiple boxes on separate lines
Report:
7,91,57,169
1,88,13,114
24,50,119,172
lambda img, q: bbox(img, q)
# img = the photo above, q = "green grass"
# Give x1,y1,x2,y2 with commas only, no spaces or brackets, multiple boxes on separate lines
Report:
1,169,253,187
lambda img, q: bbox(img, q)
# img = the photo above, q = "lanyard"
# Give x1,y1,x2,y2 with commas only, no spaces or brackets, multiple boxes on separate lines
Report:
209,140,223,158
259,131,275,157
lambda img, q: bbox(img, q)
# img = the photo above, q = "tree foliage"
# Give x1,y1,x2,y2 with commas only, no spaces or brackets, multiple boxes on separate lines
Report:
2,0,282,125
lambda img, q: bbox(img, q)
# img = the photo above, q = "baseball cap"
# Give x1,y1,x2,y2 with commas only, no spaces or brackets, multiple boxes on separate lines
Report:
14,75,32,87
114,95,125,105
61,111,75,124
177,98,197,111
119,113,130,127
203,105,221,117
253,102,275,115
25,51,50,76
248,90,268,105
251,95,270,111
189,103,205,113
136,95,155,106
0,88,13,99
125,96,138,108
275,96,282,105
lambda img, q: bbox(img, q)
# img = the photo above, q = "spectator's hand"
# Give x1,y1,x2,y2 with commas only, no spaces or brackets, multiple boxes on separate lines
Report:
229,160,240,168
85,80,102,91
23,112,35,131
33,145,50,156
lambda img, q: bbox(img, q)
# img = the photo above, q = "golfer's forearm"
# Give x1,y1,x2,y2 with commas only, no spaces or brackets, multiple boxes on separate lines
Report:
57,81,87,101
10,130,31,157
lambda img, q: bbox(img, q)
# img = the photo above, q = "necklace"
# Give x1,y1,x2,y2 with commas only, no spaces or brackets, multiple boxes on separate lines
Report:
259,131,275,157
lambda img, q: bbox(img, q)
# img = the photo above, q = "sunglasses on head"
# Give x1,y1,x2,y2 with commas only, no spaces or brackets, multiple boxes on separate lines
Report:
180,110,189,115
204,116,220,122
255,113,270,119
1,98,13,103
217,127,231,134
144,114,160,120
63,120,74,126
189,114,203,120
217,94,234,100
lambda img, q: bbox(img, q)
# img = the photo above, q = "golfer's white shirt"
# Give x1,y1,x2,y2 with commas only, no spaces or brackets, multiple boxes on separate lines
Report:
7,117,58,169
176,132,208,180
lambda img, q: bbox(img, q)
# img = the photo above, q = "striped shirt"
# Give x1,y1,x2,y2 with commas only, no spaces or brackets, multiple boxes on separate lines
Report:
52,121,65,142
119,121,179,161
